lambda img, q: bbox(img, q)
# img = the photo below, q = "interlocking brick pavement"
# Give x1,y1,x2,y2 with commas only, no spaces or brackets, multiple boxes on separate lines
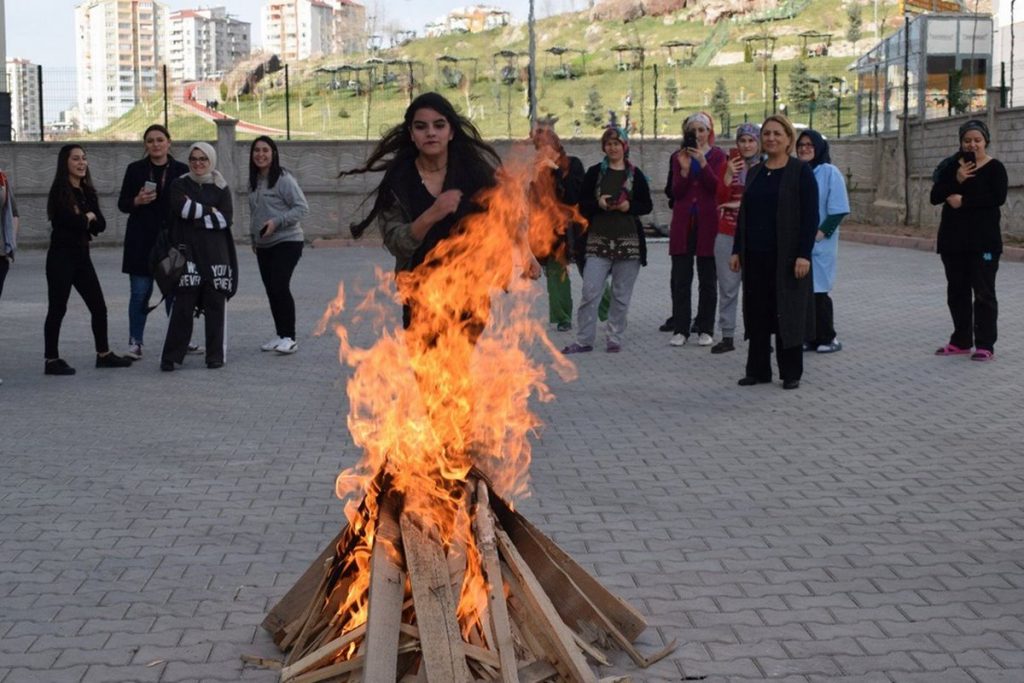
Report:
1,240,1022,682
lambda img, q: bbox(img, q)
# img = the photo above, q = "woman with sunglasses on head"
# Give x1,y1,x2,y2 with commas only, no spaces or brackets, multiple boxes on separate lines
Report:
249,135,309,355
929,119,1007,362
117,124,189,360
43,144,134,375
160,142,237,371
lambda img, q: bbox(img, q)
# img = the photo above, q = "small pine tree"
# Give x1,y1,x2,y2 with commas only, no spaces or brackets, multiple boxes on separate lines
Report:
846,2,863,46
788,60,816,114
665,77,679,112
711,77,730,123
584,87,605,127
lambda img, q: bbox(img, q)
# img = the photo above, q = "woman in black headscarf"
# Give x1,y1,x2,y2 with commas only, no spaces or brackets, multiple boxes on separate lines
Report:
929,119,1007,361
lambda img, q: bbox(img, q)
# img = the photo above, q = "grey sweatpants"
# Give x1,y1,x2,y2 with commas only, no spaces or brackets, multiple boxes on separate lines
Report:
714,232,742,338
576,255,641,347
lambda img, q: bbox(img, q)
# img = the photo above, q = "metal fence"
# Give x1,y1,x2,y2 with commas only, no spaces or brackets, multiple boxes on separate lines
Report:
11,56,1005,144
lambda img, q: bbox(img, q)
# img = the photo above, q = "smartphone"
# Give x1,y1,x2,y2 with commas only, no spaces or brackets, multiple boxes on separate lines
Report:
728,147,742,162
144,180,157,193
961,151,976,164
683,131,698,149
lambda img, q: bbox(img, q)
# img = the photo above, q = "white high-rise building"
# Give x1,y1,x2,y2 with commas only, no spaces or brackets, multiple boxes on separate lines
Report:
262,0,366,62
5,59,41,142
75,0,169,132
169,7,251,82
994,0,1024,107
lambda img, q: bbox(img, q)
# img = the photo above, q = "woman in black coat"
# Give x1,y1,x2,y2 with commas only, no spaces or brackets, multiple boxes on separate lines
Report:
730,115,818,390
160,142,237,371
929,119,1007,362
117,124,188,359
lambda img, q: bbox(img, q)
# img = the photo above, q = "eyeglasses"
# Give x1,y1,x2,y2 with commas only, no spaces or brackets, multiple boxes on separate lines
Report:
796,142,814,149
189,156,209,163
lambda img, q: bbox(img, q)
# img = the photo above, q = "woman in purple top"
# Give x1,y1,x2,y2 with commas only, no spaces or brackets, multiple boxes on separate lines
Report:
665,111,727,347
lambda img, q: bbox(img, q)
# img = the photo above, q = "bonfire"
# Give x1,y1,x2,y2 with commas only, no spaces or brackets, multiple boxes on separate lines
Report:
260,145,674,682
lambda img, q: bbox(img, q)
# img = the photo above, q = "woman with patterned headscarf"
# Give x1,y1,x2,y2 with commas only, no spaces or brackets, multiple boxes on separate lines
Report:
160,141,237,371
929,119,1007,362
664,111,727,348
562,125,652,354
796,128,849,354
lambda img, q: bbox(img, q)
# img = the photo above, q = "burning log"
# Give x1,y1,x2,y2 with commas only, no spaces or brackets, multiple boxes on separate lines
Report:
263,471,675,682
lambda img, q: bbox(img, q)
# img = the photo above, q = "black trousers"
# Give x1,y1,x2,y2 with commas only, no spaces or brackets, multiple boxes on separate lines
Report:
809,293,835,346
162,286,227,364
744,251,802,382
671,253,717,335
941,251,999,351
256,241,303,339
44,246,110,359
0,256,8,299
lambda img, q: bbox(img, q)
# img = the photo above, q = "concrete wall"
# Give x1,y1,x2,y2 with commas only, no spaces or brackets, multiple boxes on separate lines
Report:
3,102,1022,248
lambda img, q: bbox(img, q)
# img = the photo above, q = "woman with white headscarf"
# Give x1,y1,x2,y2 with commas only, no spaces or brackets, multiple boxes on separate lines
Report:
160,141,237,371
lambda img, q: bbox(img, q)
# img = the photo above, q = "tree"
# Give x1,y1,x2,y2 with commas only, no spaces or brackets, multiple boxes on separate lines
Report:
665,77,679,112
711,77,730,124
846,2,863,47
788,60,816,114
584,87,605,127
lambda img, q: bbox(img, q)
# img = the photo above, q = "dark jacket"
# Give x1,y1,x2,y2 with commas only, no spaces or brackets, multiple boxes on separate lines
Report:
577,163,652,266
49,186,105,250
168,176,238,299
117,157,189,275
665,146,727,257
930,155,1007,255
735,157,818,349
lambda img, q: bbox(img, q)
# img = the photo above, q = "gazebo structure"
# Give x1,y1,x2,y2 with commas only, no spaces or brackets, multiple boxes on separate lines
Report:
544,46,585,79
434,54,478,89
612,44,644,71
661,39,697,67
743,34,778,118
493,49,524,85
798,30,833,58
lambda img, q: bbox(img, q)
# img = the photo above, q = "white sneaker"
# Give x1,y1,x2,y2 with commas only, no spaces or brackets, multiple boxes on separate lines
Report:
187,342,205,355
697,333,714,346
124,343,143,360
261,336,284,352
275,337,298,354
669,333,687,347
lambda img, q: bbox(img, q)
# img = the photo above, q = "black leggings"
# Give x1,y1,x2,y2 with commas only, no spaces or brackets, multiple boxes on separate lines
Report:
0,257,8,299
44,246,110,359
256,241,303,339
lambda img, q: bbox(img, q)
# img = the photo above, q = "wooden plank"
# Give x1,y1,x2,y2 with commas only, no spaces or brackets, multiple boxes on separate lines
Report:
474,482,521,683
490,496,647,642
284,558,335,664
279,624,366,681
495,527,597,683
517,660,559,683
361,494,406,683
400,514,472,683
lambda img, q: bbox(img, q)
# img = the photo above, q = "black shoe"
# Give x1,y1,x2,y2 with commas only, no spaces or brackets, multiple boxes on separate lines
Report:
658,317,674,332
783,379,800,390
160,360,175,372
206,360,224,369
44,358,76,376
711,337,735,354
556,321,572,332
737,376,771,386
96,352,133,368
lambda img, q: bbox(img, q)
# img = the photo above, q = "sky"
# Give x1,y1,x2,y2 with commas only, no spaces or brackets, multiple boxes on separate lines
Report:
5,0,573,69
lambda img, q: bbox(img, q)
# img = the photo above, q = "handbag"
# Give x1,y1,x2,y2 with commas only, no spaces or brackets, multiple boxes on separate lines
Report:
149,229,188,308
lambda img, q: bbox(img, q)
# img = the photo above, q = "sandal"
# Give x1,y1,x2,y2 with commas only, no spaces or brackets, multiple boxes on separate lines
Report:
935,343,972,356
970,349,994,362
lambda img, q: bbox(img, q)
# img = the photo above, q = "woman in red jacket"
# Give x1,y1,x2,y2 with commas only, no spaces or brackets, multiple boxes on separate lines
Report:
665,112,727,347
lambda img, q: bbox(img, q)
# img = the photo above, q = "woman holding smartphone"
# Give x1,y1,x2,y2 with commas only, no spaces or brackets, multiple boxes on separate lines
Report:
929,119,1007,361
117,124,189,359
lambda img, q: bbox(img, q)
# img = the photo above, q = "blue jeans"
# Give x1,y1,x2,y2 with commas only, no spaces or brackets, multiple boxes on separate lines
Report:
128,274,170,344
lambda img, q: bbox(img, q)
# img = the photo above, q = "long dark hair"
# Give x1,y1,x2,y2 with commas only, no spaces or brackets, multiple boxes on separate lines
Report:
248,135,283,191
341,92,501,238
47,144,98,221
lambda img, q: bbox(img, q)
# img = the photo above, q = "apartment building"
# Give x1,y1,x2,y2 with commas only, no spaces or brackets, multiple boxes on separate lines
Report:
169,7,251,82
262,0,366,61
75,0,169,132
5,59,41,141
424,5,511,37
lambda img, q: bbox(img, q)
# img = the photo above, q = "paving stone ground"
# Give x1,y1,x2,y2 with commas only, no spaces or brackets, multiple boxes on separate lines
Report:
1,240,1022,683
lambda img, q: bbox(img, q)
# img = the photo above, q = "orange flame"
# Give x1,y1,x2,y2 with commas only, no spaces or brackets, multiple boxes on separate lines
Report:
317,142,580,639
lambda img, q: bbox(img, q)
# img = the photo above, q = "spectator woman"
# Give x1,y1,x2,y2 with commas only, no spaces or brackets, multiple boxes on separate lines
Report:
562,125,652,354
713,122,761,354
796,129,849,354
929,119,1007,361
117,124,189,359
44,144,133,375
730,115,818,390
665,112,727,347
249,135,309,355
344,91,539,332
0,170,16,386
160,142,237,371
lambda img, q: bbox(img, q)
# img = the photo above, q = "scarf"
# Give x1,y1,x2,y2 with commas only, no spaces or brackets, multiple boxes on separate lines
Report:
798,129,831,168
186,142,227,189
